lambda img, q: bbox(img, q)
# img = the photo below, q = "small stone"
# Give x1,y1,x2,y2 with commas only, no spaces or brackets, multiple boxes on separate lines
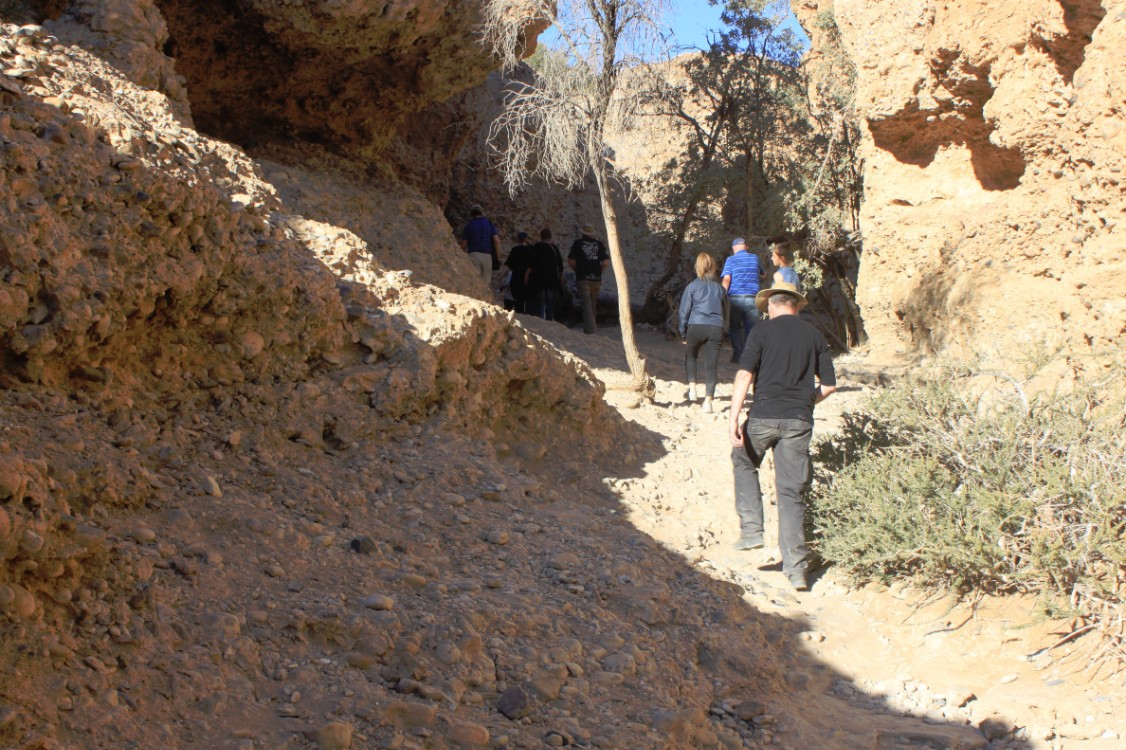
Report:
485,529,509,545
350,536,377,554
948,688,976,707
496,685,531,720
784,671,810,689
308,721,353,749
196,473,222,497
447,722,489,745
385,701,437,728
346,652,376,669
733,700,767,721
998,674,1018,684
362,594,394,611
240,331,266,359
441,493,466,507
979,717,1013,741
129,527,157,544
0,705,19,728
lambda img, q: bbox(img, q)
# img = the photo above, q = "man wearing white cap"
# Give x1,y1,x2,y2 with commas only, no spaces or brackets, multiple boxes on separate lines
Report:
728,282,836,591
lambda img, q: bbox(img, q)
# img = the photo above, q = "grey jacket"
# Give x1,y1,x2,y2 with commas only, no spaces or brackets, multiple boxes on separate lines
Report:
678,278,728,337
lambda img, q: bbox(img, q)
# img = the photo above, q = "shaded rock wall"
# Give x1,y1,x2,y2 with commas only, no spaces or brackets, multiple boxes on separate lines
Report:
150,0,548,159
797,0,1125,371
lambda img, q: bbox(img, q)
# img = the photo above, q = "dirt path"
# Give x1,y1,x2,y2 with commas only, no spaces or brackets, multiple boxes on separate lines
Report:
527,319,1126,750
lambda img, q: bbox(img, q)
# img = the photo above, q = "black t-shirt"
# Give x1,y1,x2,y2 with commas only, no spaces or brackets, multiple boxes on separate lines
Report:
528,241,563,291
504,244,535,294
739,315,836,422
568,236,609,281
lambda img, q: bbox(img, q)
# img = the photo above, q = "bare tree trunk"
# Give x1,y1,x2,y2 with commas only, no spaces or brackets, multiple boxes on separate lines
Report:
744,151,755,235
594,166,651,395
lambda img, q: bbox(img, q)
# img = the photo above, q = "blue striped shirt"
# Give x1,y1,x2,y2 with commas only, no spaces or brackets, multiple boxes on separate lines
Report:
721,251,761,296
462,217,498,254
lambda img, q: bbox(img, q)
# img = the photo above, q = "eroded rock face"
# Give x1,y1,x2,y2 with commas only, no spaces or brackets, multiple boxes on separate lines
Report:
150,0,548,158
797,0,1125,369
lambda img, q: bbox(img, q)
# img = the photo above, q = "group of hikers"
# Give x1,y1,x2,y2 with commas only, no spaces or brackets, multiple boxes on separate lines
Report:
676,235,835,591
458,205,609,334
459,207,835,592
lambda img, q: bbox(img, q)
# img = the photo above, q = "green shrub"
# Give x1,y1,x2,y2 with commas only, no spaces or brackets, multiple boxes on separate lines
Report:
810,359,1126,654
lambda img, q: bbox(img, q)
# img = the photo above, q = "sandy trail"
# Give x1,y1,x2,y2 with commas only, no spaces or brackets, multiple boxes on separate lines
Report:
527,319,1126,750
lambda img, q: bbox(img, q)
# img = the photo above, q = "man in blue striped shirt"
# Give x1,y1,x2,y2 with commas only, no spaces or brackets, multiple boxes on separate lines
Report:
459,205,501,285
721,237,763,363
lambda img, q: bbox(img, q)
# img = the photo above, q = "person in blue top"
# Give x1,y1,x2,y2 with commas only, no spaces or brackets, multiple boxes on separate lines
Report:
678,252,728,414
721,237,764,363
770,243,802,292
459,205,501,286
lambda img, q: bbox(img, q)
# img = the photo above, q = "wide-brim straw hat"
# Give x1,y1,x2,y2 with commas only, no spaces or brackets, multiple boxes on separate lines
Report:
755,282,807,313
580,223,595,235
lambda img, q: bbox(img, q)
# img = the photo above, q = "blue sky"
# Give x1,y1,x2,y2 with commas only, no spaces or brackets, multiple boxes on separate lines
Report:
536,1,811,60
667,0,810,52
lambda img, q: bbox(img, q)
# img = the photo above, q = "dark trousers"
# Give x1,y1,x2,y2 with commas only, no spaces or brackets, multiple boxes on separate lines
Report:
684,324,723,398
731,417,814,576
728,295,759,361
525,289,545,318
543,288,559,321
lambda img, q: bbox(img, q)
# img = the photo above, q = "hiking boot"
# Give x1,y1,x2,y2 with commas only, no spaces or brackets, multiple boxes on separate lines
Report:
788,572,810,592
733,533,764,551
701,397,714,413
685,385,697,402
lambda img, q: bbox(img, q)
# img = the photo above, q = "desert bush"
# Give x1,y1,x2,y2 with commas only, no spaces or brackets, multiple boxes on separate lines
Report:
810,358,1126,659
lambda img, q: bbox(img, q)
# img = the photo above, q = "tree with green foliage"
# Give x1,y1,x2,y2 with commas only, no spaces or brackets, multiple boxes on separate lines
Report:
639,0,806,323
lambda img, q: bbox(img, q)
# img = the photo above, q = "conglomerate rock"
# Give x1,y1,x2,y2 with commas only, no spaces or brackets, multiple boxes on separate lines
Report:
795,0,1125,373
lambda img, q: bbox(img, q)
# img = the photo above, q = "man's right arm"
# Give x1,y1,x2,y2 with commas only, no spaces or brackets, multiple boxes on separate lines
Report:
729,369,754,446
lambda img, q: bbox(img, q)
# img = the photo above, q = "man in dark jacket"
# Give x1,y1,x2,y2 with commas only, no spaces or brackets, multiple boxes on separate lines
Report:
728,282,836,591
527,228,564,320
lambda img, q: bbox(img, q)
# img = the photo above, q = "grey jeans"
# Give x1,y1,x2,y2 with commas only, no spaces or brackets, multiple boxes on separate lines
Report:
731,417,814,576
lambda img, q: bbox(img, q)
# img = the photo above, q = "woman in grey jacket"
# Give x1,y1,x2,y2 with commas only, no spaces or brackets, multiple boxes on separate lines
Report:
678,252,728,413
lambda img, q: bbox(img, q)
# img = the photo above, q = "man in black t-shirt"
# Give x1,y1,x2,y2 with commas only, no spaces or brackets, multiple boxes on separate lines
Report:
504,231,535,314
727,282,836,591
567,224,609,334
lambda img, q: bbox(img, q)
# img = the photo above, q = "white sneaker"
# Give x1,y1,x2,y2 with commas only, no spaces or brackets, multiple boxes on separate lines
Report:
701,397,714,413
685,385,697,402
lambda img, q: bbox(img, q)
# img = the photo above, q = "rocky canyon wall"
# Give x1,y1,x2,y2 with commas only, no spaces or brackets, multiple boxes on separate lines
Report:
797,0,1125,374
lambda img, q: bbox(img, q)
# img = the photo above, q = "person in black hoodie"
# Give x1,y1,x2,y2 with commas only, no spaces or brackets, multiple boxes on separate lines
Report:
503,231,535,314
526,228,565,320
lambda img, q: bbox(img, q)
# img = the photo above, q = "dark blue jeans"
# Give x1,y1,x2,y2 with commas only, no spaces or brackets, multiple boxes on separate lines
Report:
731,417,814,577
728,295,759,362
